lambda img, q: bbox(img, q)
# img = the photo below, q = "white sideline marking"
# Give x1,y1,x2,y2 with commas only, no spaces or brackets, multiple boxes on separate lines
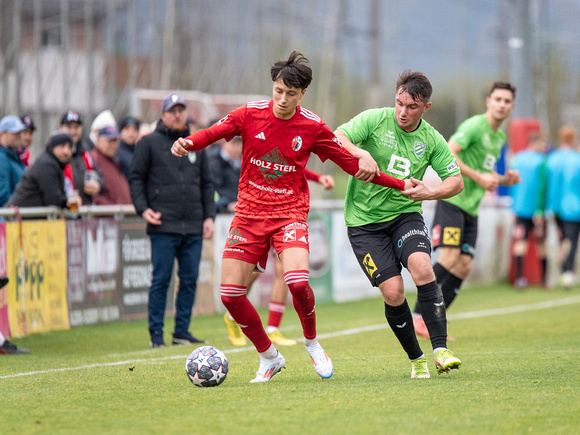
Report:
2,295,580,380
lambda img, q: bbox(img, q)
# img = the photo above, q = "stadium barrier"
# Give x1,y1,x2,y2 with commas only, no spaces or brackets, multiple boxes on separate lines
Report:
0,199,568,339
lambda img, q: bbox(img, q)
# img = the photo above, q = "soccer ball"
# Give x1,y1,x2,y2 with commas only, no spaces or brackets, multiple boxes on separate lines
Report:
185,346,229,387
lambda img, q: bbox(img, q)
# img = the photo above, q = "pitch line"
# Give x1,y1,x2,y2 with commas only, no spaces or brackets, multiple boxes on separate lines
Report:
2,295,579,380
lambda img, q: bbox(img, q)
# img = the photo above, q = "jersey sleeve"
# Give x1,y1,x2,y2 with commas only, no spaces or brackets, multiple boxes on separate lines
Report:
185,105,245,150
314,122,404,190
449,117,478,150
304,167,321,182
336,108,380,145
429,131,461,179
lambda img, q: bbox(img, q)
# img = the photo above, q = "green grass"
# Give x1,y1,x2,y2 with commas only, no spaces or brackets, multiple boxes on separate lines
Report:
2,283,580,434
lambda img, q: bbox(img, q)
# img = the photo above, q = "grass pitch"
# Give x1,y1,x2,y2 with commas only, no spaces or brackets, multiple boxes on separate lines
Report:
2,283,579,434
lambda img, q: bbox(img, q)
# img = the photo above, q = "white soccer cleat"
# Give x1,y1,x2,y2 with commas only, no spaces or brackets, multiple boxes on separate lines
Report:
249,351,286,383
306,342,333,379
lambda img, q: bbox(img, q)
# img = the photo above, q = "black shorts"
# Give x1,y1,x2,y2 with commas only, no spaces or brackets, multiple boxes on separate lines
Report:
431,200,477,257
513,216,546,241
347,213,431,287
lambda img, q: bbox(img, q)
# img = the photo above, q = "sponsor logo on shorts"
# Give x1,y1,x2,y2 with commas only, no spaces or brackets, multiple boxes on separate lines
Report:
462,243,474,255
224,247,245,253
432,225,441,246
363,253,377,278
443,227,461,245
283,228,296,243
299,236,307,243
397,226,429,247
227,227,247,246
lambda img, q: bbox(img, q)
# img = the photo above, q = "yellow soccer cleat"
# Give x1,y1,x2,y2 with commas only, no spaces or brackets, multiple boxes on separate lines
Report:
224,313,247,346
267,329,298,346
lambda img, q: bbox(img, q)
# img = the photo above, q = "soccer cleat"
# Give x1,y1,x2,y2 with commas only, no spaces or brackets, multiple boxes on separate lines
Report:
559,271,574,290
410,357,430,378
514,277,528,289
306,342,333,379
0,340,30,355
0,276,8,289
413,315,430,339
267,329,297,346
149,330,165,348
224,313,247,346
172,331,206,346
434,348,461,374
250,351,286,383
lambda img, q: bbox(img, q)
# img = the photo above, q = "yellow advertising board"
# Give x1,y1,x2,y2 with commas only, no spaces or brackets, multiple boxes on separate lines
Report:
6,220,70,337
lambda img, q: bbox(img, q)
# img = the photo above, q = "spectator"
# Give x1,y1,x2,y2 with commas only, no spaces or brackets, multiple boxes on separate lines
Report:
59,111,103,205
509,132,549,288
88,109,117,149
209,135,242,213
129,93,215,348
90,126,132,205
7,131,80,210
19,115,36,167
0,115,26,206
116,116,141,180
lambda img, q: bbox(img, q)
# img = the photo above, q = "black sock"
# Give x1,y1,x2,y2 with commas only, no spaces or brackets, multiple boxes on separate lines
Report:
515,256,524,278
384,300,423,360
414,263,449,315
442,273,463,309
416,281,447,350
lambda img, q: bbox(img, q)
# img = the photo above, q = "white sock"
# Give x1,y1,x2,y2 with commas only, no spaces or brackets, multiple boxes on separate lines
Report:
266,326,278,334
433,347,446,356
259,344,278,360
304,338,317,348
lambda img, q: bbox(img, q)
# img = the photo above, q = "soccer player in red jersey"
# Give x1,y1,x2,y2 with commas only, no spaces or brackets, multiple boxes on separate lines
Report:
172,51,407,383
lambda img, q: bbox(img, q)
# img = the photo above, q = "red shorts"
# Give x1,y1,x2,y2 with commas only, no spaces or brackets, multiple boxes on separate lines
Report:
222,216,309,271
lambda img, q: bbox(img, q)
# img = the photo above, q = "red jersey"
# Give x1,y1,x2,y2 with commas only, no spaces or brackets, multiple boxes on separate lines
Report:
186,100,403,221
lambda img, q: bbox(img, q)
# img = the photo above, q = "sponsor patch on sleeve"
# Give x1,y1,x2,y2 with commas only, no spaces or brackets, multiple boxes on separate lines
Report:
447,161,458,172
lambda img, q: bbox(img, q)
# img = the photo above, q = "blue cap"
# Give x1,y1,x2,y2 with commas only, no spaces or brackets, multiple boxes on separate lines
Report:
161,93,186,112
0,115,26,133
98,125,119,140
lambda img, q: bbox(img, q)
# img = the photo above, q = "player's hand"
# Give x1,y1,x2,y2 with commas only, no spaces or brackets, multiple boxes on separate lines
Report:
401,177,432,201
477,172,500,191
355,149,380,183
203,217,214,240
172,138,192,157
142,208,162,225
318,175,335,190
503,169,521,186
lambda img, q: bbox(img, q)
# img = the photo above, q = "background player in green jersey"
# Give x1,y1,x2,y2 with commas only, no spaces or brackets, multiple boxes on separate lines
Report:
335,69,464,378
412,82,521,339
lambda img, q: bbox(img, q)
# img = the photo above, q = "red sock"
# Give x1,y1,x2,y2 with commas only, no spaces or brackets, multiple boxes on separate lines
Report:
267,302,285,329
220,284,271,352
284,270,316,340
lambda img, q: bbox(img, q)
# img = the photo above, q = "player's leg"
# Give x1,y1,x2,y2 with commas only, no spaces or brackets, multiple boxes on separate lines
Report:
560,220,580,289
533,218,548,287
224,268,259,346
275,221,333,379
512,217,531,288
266,255,297,346
148,233,178,347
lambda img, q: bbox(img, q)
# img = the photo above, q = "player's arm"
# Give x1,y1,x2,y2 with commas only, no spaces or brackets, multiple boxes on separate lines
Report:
448,140,499,191
402,174,463,202
334,130,380,183
304,168,335,190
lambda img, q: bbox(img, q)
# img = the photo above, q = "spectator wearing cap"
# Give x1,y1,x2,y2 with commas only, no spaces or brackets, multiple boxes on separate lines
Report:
209,135,242,213
59,110,104,205
129,93,215,347
0,115,26,206
88,109,117,149
116,116,141,180
19,115,36,167
6,131,79,210
90,126,132,205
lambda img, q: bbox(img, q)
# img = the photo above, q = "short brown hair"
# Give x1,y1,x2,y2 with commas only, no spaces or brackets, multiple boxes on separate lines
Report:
488,81,516,99
270,51,312,90
395,69,433,103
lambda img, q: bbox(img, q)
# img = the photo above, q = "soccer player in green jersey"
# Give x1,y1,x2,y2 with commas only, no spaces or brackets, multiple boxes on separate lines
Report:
335,69,464,378
412,81,521,339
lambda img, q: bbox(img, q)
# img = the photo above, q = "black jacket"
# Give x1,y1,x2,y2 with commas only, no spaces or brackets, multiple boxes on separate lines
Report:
7,149,68,208
116,139,135,180
129,120,215,235
209,151,240,213
70,138,104,205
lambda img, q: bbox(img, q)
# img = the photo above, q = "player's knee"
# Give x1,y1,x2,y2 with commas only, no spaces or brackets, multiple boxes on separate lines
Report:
220,284,247,309
284,270,309,297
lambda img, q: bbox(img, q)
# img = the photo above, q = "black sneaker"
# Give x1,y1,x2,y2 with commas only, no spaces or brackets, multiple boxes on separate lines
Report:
0,276,8,289
172,331,206,345
149,330,165,348
0,339,30,354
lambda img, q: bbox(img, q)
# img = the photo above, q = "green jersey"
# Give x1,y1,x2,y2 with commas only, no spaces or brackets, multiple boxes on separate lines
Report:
443,114,506,216
338,107,460,227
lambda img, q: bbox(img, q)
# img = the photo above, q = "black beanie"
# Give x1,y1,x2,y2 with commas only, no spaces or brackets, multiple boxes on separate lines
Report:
46,131,73,151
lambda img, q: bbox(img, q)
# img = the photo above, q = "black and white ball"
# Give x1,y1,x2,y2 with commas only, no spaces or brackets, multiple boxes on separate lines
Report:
185,346,229,387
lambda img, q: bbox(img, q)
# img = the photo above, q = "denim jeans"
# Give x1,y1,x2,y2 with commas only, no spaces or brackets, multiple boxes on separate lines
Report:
148,233,203,335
